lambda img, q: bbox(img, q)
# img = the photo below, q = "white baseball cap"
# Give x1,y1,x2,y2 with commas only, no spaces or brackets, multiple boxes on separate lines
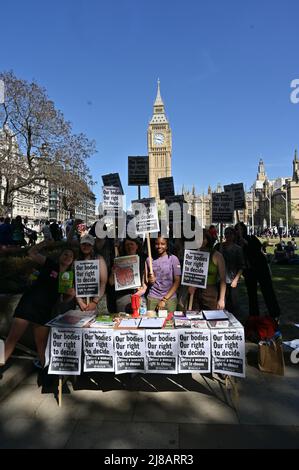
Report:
80,234,95,246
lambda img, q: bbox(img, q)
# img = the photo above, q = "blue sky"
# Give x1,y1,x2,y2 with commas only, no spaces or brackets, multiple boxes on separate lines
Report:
1,0,299,206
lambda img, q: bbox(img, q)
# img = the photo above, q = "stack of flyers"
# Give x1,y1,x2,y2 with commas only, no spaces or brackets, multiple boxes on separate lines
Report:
185,311,203,320
208,320,230,328
174,318,191,328
190,320,208,329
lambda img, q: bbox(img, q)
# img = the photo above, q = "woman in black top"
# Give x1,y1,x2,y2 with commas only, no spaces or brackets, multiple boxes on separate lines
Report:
235,222,281,319
5,241,75,365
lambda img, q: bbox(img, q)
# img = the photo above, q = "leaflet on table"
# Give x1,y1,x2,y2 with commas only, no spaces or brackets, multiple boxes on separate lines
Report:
208,320,230,328
202,310,228,321
139,317,165,328
46,310,96,328
89,314,116,328
116,318,141,328
174,318,191,328
185,311,204,320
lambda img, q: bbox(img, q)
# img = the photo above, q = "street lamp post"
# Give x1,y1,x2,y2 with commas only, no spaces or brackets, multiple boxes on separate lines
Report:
265,190,272,228
281,190,289,237
251,190,255,234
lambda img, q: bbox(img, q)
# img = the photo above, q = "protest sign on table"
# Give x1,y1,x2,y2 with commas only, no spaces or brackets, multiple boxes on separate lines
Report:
211,313,245,378
83,329,114,372
114,329,146,374
145,330,178,374
48,328,82,375
178,328,211,374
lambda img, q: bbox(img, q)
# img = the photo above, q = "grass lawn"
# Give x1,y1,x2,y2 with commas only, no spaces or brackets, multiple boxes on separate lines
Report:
238,238,299,340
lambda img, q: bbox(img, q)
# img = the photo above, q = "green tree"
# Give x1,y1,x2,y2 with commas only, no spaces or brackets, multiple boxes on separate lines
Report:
0,71,95,215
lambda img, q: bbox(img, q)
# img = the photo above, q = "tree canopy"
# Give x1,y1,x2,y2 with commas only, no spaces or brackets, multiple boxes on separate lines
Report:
0,71,96,215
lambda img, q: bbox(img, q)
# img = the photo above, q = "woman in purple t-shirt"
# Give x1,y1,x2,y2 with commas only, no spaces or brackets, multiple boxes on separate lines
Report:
146,236,181,312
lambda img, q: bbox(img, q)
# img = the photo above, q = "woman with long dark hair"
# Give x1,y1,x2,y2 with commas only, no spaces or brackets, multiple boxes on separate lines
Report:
4,241,75,365
146,235,181,313
189,229,226,310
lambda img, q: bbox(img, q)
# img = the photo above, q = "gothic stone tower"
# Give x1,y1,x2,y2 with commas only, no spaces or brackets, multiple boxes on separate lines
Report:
148,80,172,199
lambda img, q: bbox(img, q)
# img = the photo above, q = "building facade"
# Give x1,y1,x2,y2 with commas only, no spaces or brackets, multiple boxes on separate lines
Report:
0,126,96,225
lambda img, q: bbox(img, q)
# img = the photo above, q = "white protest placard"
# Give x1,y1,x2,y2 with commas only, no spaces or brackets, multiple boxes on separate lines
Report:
102,173,124,194
128,156,149,186
114,255,141,291
212,192,234,223
48,328,82,375
145,330,178,374
182,250,210,289
178,329,211,374
158,177,175,200
131,197,159,234
83,329,114,372
211,327,245,378
114,330,146,374
103,186,124,213
75,260,99,297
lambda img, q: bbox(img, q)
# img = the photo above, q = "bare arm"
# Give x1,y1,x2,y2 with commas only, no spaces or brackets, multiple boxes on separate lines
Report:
28,240,51,265
136,264,148,296
156,275,181,311
84,256,108,311
231,269,243,288
98,255,108,300
213,251,226,310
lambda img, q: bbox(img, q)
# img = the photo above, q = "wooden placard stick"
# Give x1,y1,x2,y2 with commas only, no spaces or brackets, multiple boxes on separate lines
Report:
188,292,194,310
236,210,240,223
220,223,224,245
58,376,63,407
146,233,153,275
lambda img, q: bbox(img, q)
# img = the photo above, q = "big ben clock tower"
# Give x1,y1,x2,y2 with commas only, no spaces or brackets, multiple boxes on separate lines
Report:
148,79,172,199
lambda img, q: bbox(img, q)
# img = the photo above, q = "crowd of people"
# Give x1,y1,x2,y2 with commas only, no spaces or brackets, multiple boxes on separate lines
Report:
0,217,66,247
2,215,288,369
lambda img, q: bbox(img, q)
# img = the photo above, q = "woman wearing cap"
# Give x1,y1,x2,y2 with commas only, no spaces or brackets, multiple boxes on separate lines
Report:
76,234,108,312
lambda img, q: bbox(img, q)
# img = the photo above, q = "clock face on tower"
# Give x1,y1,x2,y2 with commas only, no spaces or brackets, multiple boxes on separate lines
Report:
153,133,165,145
